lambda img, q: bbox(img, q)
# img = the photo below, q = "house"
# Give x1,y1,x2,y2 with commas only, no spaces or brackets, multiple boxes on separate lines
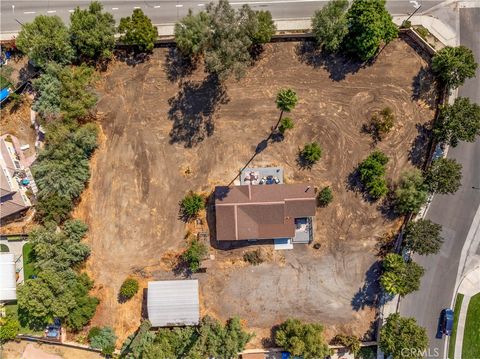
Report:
0,137,31,221
0,253,17,303
214,183,316,243
147,280,199,327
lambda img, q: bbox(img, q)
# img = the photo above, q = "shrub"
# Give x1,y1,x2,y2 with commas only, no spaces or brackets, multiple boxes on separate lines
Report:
278,117,294,134
89,326,117,355
334,334,361,356
394,169,428,214
243,249,264,265
180,192,204,220
88,326,101,341
357,151,389,199
119,278,139,300
182,240,208,272
317,186,333,207
300,142,322,166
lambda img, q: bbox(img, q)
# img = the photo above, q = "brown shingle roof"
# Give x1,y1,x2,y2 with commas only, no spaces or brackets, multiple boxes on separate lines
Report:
215,184,316,241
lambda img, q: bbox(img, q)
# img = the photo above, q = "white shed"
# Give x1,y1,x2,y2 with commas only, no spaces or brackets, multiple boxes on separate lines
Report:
147,280,199,327
0,253,17,302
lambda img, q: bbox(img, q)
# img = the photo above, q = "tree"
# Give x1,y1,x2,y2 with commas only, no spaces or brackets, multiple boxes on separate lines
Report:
121,320,155,359
89,326,117,355
317,186,333,206
174,10,211,58
70,1,116,61
433,97,480,147
379,313,428,359
357,151,389,199
182,240,208,273
0,315,19,343
119,9,157,52
404,219,443,255
431,46,478,89
275,319,330,359
380,254,424,296
29,222,90,272
33,63,97,122
16,15,74,68
394,169,428,214
425,158,462,194
204,0,253,80
180,192,205,219
312,0,349,52
334,334,361,356
35,193,74,224
344,0,398,61
63,219,89,241
72,123,99,158
278,117,294,134
119,278,139,300
276,88,298,113
251,10,276,44
300,143,322,166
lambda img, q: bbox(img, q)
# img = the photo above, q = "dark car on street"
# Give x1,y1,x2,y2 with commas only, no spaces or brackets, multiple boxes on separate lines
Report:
437,308,454,338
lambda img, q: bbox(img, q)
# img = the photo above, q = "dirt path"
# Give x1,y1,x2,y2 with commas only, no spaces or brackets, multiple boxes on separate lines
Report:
76,39,436,344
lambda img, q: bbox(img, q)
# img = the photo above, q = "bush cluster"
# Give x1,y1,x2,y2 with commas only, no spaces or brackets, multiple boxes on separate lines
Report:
182,240,208,273
358,151,389,200
119,278,139,300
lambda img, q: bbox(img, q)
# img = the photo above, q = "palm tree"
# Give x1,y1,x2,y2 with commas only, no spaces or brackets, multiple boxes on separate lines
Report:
274,88,298,131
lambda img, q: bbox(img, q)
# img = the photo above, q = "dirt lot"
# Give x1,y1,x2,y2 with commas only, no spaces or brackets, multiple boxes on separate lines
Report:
1,342,102,359
75,39,436,345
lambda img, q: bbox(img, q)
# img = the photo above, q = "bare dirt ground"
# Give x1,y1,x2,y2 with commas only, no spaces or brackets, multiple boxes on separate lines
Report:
1,342,102,359
75,39,436,345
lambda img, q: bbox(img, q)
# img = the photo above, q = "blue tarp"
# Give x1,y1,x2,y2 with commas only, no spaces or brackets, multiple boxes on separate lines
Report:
0,88,10,102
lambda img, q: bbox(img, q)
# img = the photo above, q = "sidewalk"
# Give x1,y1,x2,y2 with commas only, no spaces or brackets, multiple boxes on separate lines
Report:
393,15,457,46
453,266,480,358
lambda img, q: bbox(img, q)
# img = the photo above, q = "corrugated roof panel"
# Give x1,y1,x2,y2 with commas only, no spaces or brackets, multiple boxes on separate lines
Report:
147,280,199,327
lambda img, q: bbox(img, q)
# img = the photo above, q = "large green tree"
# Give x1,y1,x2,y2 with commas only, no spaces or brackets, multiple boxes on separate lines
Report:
431,46,478,89
394,169,428,214
16,15,74,68
174,10,211,58
119,9,157,52
380,254,424,296
70,1,116,61
312,0,349,53
204,0,253,80
404,219,443,256
89,327,117,355
251,10,276,45
33,63,97,122
121,320,156,358
433,97,480,147
0,314,19,344
380,313,428,359
344,0,398,61
425,158,462,194
275,319,331,359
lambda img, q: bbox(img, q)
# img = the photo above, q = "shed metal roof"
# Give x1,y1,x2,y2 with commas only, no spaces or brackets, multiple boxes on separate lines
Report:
147,280,199,327
0,253,17,302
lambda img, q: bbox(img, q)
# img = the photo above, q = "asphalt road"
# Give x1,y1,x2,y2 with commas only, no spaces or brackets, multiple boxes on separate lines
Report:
0,0,443,33
399,7,480,359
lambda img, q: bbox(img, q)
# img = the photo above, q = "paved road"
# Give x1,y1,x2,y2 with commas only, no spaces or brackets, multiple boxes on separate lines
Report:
399,7,480,359
0,0,443,33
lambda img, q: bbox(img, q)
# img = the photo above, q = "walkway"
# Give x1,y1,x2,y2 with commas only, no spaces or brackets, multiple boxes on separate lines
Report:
453,266,480,358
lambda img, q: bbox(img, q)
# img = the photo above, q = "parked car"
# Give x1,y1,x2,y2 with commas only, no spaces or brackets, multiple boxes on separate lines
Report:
438,308,454,337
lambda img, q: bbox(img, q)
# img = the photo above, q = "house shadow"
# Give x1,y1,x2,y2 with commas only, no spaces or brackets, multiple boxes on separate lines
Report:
168,74,229,147
351,261,382,311
164,47,197,83
296,41,365,82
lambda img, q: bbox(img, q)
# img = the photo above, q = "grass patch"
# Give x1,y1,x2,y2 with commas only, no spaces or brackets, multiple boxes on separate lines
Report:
22,242,36,280
0,243,9,252
463,292,480,358
448,293,464,359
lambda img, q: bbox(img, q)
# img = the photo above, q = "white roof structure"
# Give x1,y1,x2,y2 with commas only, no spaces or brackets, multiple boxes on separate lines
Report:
0,253,17,302
147,280,199,327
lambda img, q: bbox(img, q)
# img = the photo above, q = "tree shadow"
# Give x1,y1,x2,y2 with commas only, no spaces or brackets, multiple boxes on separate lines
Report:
114,49,150,67
296,41,365,82
408,123,432,168
411,66,438,110
168,74,229,147
164,47,197,83
351,261,382,311
377,191,399,221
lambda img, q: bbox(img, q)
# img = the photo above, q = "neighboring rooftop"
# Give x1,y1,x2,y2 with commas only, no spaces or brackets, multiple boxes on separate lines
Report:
147,280,199,327
215,184,316,241
0,253,17,302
